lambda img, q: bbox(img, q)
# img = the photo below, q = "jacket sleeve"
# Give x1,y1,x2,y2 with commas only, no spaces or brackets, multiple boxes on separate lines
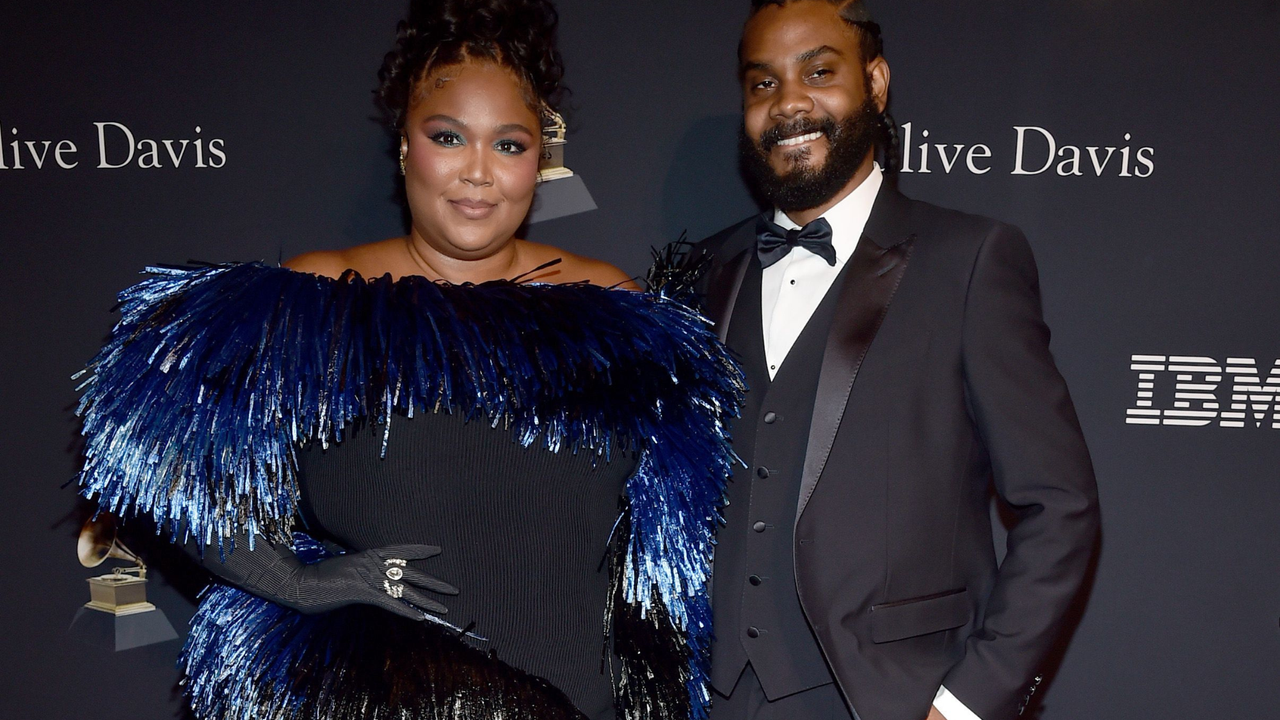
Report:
944,224,1101,719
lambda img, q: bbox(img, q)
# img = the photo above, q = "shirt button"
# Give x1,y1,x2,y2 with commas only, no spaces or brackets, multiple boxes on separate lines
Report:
763,411,777,424
756,466,770,479
790,279,796,285
752,521,767,533
748,574,762,586
747,626,761,638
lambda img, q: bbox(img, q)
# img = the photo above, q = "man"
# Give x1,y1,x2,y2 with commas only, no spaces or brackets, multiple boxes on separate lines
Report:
698,2,1101,720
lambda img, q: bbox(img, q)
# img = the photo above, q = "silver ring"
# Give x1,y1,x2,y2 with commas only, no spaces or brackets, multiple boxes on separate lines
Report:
383,580,404,599
386,567,404,581
384,558,408,567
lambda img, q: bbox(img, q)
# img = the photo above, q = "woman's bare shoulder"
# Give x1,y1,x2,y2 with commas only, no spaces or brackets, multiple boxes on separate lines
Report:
284,239,405,280
520,241,640,290
282,250,350,279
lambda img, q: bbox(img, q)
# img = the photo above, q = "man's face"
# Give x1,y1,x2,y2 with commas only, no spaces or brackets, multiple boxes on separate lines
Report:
739,1,887,210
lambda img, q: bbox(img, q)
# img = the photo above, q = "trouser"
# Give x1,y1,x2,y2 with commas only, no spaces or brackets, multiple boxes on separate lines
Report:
709,663,856,720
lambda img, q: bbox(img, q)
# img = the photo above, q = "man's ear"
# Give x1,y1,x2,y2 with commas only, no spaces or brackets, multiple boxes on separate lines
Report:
867,56,890,112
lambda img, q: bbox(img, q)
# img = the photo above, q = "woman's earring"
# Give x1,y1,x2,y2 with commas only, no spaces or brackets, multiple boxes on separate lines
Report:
399,138,407,176
399,149,406,176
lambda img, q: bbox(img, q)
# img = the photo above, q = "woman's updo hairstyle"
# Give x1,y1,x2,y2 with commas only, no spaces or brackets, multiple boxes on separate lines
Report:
377,0,566,130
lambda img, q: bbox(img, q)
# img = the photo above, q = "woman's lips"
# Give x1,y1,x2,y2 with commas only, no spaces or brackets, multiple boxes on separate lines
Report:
448,198,498,220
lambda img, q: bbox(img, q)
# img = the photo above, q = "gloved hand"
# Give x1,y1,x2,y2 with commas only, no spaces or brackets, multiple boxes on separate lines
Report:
284,544,458,619
187,535,458,621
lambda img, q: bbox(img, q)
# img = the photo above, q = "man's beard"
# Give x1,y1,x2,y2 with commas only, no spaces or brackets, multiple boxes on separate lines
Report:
739,97,881,213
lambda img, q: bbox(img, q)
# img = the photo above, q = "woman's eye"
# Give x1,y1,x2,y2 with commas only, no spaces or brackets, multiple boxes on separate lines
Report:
753,79,776,91
495,140,528,155
430,131,463,147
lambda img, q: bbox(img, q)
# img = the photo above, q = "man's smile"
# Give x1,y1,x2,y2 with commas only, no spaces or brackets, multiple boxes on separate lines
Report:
776,130,825,147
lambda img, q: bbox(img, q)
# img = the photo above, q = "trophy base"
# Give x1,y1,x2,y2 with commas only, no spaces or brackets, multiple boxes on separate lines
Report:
84,600,157,616
529,174,597,224
536,167,575,182
68,605,179,651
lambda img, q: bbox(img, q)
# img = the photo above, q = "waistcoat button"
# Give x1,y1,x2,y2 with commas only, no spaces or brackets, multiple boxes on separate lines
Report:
747,626,761,638
752,521,767,533
763,411,777,424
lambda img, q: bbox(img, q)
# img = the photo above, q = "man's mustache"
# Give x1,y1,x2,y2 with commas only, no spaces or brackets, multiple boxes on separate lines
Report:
759,117,838,152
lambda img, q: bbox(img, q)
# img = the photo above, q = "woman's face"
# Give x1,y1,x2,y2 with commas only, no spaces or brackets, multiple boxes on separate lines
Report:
401,59,541,260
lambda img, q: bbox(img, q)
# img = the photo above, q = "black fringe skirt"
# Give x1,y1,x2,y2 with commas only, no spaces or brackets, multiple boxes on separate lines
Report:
181,584,591,720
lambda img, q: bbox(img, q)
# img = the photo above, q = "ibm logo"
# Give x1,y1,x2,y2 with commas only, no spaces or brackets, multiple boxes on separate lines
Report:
1127,355,1280,427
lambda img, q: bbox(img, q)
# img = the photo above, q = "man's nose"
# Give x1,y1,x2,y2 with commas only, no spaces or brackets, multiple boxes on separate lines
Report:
772,80,814,119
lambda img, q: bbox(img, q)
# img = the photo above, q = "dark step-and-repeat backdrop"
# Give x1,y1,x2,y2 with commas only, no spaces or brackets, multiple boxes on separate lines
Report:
2,2,1276,718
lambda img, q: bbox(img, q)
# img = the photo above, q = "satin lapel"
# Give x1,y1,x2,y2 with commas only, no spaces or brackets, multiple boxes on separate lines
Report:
705,247,753,343
795,189,917,524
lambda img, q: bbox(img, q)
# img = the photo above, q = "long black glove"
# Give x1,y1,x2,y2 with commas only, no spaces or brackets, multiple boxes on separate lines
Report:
185,533,458,621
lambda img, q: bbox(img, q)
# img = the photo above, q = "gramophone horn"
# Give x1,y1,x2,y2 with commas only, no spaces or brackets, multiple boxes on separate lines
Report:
77,514,143,570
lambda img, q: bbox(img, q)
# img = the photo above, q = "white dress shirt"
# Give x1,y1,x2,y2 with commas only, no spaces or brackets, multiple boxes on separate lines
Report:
761,164,983,720
761,164,882,379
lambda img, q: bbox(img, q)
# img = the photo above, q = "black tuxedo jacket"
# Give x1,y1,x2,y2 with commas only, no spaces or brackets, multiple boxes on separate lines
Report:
697,185,1100,720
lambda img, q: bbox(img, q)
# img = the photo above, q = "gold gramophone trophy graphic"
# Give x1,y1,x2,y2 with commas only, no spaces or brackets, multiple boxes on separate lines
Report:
67,514,178,651
529,109,596,224
537,109,574,182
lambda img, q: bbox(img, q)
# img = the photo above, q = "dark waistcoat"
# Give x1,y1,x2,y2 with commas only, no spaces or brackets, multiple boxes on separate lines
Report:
710,257,849,700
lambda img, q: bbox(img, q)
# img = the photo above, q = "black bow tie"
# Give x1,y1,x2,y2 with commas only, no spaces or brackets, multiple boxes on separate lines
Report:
755,215,837,269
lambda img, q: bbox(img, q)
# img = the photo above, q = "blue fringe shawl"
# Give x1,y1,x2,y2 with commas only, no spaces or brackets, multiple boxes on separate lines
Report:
75,261,743,720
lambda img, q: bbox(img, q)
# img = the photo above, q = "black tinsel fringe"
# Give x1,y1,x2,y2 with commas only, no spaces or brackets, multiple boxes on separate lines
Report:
607,504,693,720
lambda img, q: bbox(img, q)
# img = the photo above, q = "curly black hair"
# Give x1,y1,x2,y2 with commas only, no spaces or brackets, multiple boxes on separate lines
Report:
377,0,566,130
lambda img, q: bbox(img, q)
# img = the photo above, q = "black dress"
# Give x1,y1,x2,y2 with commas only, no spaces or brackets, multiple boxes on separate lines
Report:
74,262,743,720
298,410,633,720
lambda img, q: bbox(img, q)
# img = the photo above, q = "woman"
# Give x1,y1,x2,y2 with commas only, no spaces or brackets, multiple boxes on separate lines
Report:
73,2,742,719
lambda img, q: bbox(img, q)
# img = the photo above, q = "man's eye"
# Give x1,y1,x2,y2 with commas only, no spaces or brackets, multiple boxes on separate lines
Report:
430,131,463,147
809,68,833,79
